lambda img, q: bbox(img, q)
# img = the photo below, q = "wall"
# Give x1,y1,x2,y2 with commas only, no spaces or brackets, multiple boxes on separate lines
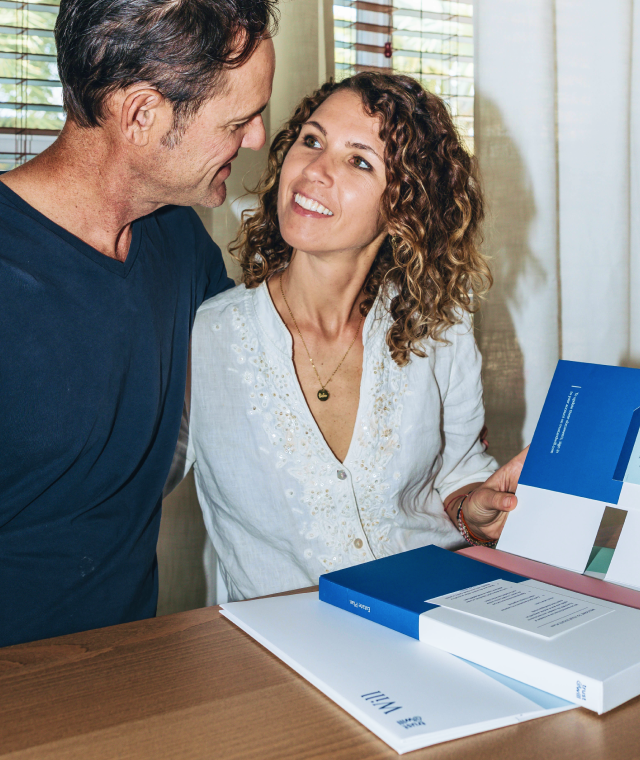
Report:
474,0,640,467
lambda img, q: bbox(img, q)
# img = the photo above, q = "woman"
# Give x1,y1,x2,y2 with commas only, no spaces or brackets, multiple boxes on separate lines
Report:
181,73,524,600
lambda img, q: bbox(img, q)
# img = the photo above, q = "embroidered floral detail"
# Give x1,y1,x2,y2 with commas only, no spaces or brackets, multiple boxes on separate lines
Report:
230,294,372,572
350,350,408,553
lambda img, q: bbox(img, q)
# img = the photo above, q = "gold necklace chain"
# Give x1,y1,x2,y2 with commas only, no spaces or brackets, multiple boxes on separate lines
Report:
279,273,364,402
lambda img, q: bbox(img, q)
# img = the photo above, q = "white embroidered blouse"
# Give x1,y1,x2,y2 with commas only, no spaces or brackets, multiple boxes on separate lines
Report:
183,281,497,601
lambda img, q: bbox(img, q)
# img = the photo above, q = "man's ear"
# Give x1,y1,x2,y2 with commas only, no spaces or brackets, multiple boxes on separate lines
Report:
119,88,167,147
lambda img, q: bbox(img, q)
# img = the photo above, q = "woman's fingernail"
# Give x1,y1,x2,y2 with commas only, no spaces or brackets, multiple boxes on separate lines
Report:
504,496,513,509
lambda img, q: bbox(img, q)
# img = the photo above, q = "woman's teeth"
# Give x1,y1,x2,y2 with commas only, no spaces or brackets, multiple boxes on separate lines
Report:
294,193,333,216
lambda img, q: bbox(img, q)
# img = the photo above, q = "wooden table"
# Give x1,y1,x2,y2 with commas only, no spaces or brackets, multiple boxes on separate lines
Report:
1,595,639,760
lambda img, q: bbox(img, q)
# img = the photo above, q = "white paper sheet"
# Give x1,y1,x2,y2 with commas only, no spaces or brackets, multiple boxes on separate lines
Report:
221,592,574,754
605,511,640,589
426,579,613,638
498,484,605,572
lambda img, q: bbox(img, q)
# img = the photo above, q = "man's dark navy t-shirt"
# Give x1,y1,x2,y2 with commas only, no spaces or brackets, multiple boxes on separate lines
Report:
0,181,232,647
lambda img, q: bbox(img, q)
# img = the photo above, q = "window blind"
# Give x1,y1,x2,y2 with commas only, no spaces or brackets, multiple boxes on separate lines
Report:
0,0,63,171
334,0,474,150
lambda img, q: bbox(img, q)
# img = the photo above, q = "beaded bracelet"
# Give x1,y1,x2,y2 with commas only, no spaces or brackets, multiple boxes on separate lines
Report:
456,491,497,549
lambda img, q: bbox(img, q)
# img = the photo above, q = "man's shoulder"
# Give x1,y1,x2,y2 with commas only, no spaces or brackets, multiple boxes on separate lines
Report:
148,205,230,301
151,204,213,243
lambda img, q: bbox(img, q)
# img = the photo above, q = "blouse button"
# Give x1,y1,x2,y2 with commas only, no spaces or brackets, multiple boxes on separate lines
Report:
354,538,363,549
337,470,347,480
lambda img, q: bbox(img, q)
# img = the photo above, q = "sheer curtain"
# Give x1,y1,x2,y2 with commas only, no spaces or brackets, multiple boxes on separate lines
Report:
474,0,640,465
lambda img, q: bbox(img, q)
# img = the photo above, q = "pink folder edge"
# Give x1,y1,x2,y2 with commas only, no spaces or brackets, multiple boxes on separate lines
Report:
458,546,640,611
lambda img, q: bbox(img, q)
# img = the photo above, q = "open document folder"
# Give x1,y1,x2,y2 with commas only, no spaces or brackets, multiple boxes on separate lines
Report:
498,360,640,589
221,592,573,755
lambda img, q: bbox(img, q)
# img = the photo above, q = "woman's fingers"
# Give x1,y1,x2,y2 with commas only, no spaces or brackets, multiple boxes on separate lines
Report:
494,489,517,512
472,486,517,515
465,487,517,536
462,449,529,539
486,445,529,493
463,450,529,540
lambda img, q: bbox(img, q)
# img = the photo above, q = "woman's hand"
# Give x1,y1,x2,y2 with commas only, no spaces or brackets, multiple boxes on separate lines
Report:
464,447,529,540
444,447,529,543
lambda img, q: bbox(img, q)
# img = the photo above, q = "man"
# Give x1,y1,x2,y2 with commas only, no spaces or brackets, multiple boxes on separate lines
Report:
0,0,277,647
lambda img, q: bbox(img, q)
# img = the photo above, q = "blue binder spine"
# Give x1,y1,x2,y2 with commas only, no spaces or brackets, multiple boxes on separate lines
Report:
319,576,420,639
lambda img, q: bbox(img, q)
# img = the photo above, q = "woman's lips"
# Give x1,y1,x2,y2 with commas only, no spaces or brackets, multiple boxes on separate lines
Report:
291,193,333,219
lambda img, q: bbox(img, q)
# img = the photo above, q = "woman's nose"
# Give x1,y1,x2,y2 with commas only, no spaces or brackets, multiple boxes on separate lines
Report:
302,153,333,184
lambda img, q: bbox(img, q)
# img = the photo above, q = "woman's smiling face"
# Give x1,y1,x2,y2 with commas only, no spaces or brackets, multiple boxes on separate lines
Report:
277,89,388,257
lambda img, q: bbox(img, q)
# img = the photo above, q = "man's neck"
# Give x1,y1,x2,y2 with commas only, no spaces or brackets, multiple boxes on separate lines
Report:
0,123,162,261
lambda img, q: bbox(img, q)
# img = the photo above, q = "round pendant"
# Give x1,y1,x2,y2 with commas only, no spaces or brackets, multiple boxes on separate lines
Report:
317,388,330,402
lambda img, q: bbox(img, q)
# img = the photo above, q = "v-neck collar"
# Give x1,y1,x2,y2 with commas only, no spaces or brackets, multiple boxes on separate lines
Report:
249,279,388,467
0,181,142,278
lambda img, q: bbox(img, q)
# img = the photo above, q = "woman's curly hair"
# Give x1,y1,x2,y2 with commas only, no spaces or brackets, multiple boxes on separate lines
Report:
231,72,491,366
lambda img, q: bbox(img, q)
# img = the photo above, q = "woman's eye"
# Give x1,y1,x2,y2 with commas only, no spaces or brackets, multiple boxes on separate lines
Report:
353,155,372,171
302,134,321,148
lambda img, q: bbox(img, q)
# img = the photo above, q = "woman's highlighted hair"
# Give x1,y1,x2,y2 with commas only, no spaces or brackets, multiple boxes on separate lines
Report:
232,72,491,366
